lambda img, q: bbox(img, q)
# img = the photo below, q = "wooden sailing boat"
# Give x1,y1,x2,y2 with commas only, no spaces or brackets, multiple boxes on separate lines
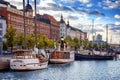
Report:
75,20,114,60
10,0,49,70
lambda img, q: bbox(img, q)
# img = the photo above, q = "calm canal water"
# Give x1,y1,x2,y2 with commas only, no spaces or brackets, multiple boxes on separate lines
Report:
0,60,120,80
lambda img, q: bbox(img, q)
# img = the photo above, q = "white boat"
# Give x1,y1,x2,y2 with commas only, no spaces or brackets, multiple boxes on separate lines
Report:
49,37,74,64
10,49,49,70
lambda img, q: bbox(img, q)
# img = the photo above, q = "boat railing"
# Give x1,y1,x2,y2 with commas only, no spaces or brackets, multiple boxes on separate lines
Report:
13,50,37,59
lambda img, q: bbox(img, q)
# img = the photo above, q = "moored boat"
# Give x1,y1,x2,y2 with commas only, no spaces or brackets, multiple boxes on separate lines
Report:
75,49,114,60
49,37,74,64
75,23,114,60
50,50,74,64
10,48,49,70
75,53,114,60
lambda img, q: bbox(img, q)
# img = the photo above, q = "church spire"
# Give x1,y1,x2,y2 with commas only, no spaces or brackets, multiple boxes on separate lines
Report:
67,19,70,27
67,20,69,25
60,14,65,23
27,0,29,4
61,14,63,19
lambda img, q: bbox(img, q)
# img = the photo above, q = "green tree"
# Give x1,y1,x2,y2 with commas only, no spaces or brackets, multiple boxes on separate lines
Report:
83,40,89,48
64,36,74,47
37,34,49,49
73,37,79,49
47,39,54,48
88,42,92,48
14,33,24,47
4,25,16,51
26,34,35,49
3,42,8,50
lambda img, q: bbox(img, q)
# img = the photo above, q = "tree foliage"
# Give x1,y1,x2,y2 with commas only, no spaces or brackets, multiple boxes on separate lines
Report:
37,34,54,49
26,34,35,49
73,37,79,49
4,25,16,49
14,33,24,46
64,36,74,47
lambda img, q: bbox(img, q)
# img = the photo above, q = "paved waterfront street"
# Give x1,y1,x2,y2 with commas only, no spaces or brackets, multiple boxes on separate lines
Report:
0,60,120,80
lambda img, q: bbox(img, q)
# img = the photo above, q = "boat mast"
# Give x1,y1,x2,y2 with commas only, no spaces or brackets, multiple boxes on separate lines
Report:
79,31,81,49
92,19,94,49
23,0,26,49
34,0,37,45
106,24,108,52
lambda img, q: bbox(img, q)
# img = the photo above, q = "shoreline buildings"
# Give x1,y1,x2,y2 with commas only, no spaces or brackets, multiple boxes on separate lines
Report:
0,0,87,43
0,0,60,40
60,15,87,40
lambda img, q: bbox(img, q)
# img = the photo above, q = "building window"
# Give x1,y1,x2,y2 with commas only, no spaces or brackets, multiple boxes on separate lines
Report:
0,30,2,35
0,23,2,28
0,38,2,42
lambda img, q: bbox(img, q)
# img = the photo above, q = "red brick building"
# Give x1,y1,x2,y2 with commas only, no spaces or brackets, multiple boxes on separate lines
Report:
36,14,60,39
0,0,60,40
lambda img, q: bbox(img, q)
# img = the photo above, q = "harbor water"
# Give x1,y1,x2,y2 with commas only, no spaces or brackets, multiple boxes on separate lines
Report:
0,60,120,80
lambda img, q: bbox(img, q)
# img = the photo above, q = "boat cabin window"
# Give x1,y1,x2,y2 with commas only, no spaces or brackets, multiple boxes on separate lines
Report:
14,50,35,59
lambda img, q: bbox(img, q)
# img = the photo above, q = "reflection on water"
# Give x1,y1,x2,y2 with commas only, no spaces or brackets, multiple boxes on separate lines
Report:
0,61,120,80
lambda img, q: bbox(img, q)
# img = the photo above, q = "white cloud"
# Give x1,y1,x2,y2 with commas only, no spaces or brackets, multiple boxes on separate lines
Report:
38,0,55,7
114,14,120,19
86,3,93,7
109,27,120,44
60,0,75,3
96,17,101,21
60,0,91,4
115,22,120,25
102,0,120,9
5,0,23,9
79,0,91,3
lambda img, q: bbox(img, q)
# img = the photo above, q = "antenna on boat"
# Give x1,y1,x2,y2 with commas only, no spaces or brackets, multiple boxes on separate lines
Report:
23,0,26,49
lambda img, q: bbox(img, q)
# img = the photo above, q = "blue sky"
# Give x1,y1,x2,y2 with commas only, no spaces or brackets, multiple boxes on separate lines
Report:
5,0,120,44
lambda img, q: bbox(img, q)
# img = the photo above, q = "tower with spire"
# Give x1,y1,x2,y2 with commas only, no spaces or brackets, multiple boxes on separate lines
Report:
67,20,70,28
59,14,67,39
66,19,71,36
25,0,33,17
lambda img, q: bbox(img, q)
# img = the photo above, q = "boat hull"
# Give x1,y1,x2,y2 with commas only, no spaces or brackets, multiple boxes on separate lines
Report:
49,51,74,64
10,59,48,70
50,58,74,64
75,54,114,60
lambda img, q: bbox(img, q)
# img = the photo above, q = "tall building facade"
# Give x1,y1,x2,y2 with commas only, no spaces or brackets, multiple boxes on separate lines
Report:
0,15,7,54
0,0,60,40
60,15,67,39
36,14,60,40
59,15,87,40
